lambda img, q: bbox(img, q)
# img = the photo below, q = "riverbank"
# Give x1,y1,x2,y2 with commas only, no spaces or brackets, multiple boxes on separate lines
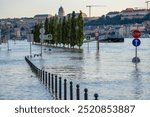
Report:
33,42,83,53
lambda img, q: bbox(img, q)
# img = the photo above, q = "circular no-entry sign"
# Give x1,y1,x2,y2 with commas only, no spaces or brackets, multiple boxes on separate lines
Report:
132,30,141,38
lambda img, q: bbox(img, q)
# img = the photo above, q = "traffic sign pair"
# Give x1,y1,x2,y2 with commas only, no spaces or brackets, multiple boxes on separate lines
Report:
132,29,141,63
132,30,141,47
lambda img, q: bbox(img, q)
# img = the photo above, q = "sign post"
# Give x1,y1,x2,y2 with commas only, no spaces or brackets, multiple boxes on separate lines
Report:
45,34,52,45
95,31,99,50
27,34,33,57
85,35,91,50
132,30,141,63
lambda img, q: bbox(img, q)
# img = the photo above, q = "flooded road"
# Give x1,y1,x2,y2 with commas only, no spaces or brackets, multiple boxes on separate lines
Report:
0,41,52,99
0,38,150,99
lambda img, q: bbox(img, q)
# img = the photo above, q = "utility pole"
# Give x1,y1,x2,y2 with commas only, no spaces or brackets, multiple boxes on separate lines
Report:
146,1,150,10
86,5,106,17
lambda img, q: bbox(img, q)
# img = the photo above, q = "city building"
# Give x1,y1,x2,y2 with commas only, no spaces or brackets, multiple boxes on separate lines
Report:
34,14,52,22
106,11,120,18
58,6,65,17
106,8,150,19
121,8,150,19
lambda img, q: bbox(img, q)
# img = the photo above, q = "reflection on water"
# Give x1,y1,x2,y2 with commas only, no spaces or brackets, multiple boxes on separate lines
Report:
0,38,150,100
0,41,52,100
32,38,150,100
131,64,143,100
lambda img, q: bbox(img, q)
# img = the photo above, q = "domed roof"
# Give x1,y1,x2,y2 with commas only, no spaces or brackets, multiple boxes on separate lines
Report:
59,6,64,12
58,6,65,16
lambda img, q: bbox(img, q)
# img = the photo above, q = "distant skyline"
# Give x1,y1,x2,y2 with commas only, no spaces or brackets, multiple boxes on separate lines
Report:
0,0,147,18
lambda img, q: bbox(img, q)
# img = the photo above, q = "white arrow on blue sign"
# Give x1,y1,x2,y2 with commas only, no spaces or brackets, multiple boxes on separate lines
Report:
132,39,141,47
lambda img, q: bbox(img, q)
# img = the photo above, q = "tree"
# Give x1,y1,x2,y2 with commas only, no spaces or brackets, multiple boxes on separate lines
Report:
57,18,62,46
44,17,49,34
53,15,58,45
76,11,84,49
49,16,58,45
33,23,42,42
62,17,68,47
66,15,71,47
70,11,76,48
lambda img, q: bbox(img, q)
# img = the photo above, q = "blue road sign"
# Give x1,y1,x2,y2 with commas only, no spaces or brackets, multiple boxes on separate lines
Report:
132,39,141,47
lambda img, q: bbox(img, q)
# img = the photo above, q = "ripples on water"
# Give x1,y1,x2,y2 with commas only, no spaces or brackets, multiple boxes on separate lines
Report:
0,39,150,100
0,41,52,100
32,38,150,99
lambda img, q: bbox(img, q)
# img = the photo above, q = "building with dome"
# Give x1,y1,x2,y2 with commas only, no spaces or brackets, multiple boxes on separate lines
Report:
58,6,65,17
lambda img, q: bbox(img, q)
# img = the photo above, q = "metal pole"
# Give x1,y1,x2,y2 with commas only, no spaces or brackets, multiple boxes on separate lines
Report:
55,75,58,99
135,46,137,62
30,41,32,57
7,39,9,51
64,79,67,100
59,77,62,100
7,34,10,51
52,74,54,93
41,42,42,57
97,40,99,50
84,88,88,100
135,46,137,58
94,93,99,100
76,85,80,100
70,82,73,100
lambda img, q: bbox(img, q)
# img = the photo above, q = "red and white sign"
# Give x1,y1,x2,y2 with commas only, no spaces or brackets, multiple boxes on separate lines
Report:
132,30,141,38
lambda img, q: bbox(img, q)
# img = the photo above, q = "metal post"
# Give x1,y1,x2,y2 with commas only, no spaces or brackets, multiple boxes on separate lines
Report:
45,72,47,86
7,34,10,51
59,77,62,100
94,93,99,100
41,42,42,57
84,88,88,100
55,75,58,99
30,41,32,57
76,84,80,100
52,74,54,93
48,73,50,89
87,42,89,50
40,70,42,80
135,46,137,62
7,39,9,51
97,40,99,50
42,70,44,84
70,82,73,100
64,79,67,100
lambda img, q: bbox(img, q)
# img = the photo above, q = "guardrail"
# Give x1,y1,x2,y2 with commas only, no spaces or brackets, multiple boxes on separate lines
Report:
25,56,99,100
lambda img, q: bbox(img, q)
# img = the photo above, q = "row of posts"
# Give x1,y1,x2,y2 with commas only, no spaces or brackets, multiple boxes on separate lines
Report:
25,56,99,100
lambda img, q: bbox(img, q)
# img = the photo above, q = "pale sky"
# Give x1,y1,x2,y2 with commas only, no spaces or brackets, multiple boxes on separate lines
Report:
0,0,146,18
